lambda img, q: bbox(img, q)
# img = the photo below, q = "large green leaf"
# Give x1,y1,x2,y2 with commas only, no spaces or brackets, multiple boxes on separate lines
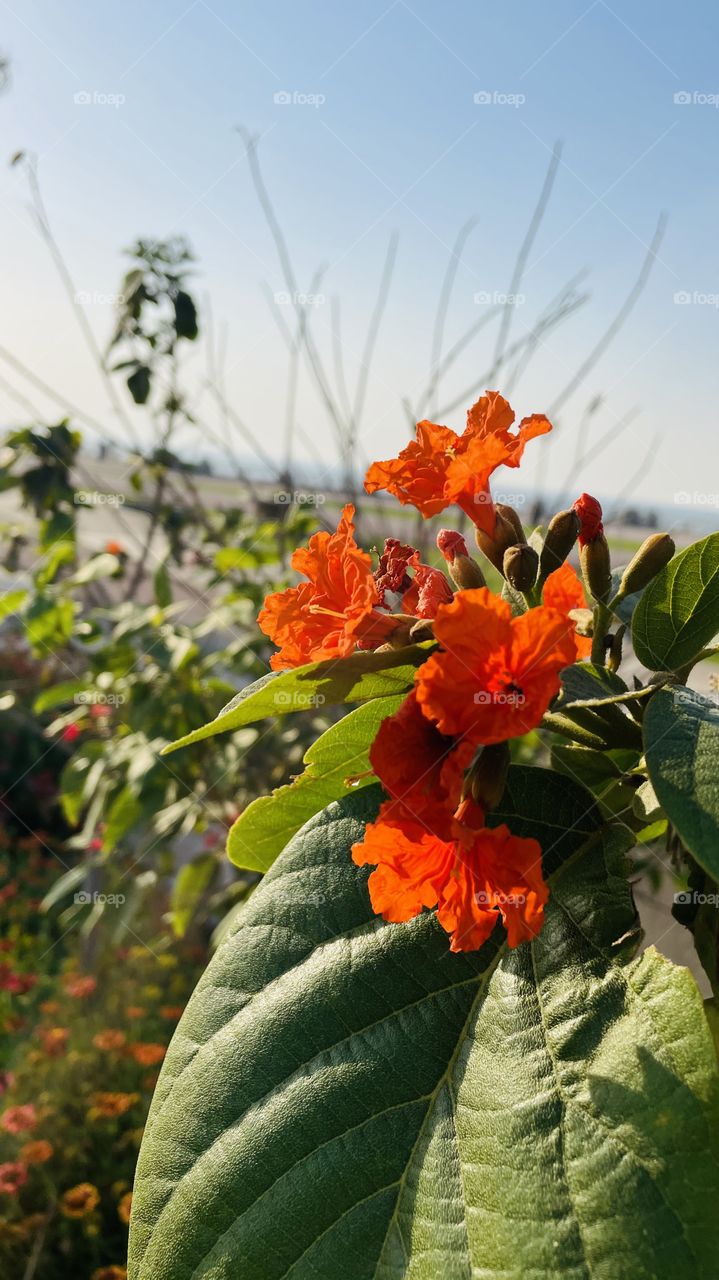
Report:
632,532,719,672
644,685,719,880
162,646,433,755
129,774,719,1279
228,696,404,873
551,743,640,820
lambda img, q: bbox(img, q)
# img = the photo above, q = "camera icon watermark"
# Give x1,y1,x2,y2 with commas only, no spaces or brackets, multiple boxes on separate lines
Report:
73,89,125,108
74,891,126,907
273,90,326,108
473,90,525,108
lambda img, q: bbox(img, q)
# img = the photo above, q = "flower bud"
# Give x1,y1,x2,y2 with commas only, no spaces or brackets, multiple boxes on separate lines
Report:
475,509,523,574
436,529,486,590
580,533,611,603
573,493,604,546
495,503,526,543
467,742,511,811
617,533,675,598
538,508,580,583
503,544,539,593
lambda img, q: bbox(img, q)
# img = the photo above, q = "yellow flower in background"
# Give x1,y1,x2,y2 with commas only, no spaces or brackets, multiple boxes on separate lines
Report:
117,1191,132,1224
60,1183,100,1218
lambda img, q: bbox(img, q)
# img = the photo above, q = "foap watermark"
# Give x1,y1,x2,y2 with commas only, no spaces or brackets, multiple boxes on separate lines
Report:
674,890,719,907
475,890,526,906
673,687,719,710
273,89,325,108
674,290,719,307
474,491,525,508
75,290,126,307
274,489,326,507
674,490,719,507
74,89,125,108
473,89,525,108
74,891,126,907
274,290,325,307
474,690,526,707
74,691,127,708
674,90,719,108
273,690,326,710
75,490,126,508
474,290,525,307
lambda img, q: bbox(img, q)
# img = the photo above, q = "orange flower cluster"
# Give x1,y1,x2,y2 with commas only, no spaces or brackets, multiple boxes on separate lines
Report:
89,1092,139,1119
60,1182,101,1218
257,391,589,952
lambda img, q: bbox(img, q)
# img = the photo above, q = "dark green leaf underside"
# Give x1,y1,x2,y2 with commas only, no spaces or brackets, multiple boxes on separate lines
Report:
644,685,719,881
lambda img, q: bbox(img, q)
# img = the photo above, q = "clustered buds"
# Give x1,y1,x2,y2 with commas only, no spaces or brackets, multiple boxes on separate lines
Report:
503,544,539,593
573,493,611,603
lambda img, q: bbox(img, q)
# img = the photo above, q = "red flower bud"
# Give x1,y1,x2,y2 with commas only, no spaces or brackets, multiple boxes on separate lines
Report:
436,529,469,564
573,493,604,546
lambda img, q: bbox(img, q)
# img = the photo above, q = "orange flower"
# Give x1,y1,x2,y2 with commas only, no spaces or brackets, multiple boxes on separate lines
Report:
19,1140,53,1165
92,1268,127,1280
64,974,97,999
1,1104,37,1135
258,504,387,670
38,1000,60,1016
89,1092,139,1119
39,1026,69,1058
365,392,551,533
573,492,603,545
60,1183,100,1218
353,817,547,951
543,562,592,660
0,1162,27,1195
92,1029,126,1052
129,1043,166,1067
368,691,477,841
159,1005,184,1020
125,1006,146,1020
117,1191,132,1224
416,588,576,746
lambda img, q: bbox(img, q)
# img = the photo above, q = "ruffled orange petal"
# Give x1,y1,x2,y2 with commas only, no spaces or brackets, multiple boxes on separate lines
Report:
543,563,592,660
352,816,454,922
364,421,460,517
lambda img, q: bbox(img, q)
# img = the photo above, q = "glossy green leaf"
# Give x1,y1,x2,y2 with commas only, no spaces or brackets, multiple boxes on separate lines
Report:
551,743,639,820
228,696,403,873
162,645,433,755
556,661,628,708
129,775,719,1280
644,685,719,880
170,854,218,938
632,532,719,672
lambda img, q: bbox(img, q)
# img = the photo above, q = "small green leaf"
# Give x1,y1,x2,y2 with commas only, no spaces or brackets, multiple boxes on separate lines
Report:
228,695,404,873
33,679,87,714
632,532,719,672
127,365,151,404
644,685,719,880
557,661,628,708
153,559,172,609
161,645,434,755
170,854,217,937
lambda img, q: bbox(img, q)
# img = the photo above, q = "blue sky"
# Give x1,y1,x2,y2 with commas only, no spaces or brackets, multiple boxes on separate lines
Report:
1,0,718,510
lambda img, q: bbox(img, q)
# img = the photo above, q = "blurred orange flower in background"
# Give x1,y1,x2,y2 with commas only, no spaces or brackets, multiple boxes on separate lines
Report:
60,1182,101,1218
89,1092,139,1119
0,1161,28,1194
117,1191,132,1224
128,1043,166,1067
39,1026,69,1058
19,1140,54,1165
64,974,97,999
92,1030,126,1052
1,1103,37,1134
